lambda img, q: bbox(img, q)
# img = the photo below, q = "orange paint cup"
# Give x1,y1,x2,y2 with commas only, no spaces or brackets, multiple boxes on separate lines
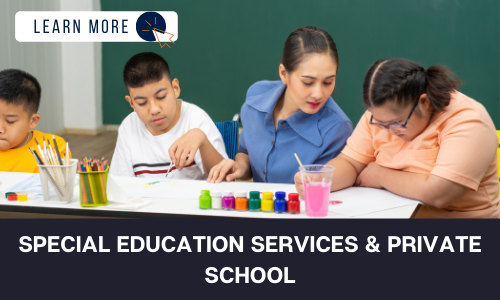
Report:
235,191,248,211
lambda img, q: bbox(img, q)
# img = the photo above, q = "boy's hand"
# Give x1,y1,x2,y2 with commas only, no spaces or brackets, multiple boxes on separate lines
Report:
168,128,207,171
294,171,304,199
208,159,245,183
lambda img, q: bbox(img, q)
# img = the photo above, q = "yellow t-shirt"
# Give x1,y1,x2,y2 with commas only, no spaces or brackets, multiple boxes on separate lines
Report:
0,131,71,173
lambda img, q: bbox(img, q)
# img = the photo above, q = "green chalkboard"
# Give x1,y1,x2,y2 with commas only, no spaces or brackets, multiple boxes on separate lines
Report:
102,0,499,128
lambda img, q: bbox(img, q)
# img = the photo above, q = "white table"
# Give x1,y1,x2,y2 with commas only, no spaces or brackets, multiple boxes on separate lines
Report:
0,172,420,219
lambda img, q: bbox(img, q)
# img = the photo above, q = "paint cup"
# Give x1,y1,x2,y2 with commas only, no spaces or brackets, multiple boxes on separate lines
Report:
248,191,261,212
235,191,248,211
222,191,235,210
261,192,274,213
17,194,28,202
287,193,300,214
211,191,223,210
199,190,211,210
300,164,334,217
274,191,287,214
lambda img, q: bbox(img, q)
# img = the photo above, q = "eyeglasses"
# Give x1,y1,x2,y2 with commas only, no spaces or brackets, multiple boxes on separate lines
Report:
369,99,419,131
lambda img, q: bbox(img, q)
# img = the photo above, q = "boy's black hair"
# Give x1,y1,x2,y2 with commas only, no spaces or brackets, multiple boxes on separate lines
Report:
123,52,171,89
0,69,41,115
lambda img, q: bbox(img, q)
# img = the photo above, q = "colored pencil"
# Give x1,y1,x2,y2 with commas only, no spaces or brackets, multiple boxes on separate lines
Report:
77,157,109,205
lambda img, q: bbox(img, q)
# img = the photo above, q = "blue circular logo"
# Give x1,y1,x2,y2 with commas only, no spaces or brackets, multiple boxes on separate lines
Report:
136,12,166,42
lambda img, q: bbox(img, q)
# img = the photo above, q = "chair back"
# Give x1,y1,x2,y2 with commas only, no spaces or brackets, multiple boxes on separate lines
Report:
215,120,239,160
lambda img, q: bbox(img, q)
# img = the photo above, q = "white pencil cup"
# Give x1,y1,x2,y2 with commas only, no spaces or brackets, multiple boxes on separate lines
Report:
38,159,78,203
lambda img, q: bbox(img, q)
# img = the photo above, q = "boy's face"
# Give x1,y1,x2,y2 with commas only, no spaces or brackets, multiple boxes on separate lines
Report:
125,75,181,136
0,100,40,150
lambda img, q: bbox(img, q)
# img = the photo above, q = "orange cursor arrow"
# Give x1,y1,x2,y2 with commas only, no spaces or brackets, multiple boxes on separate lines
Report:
153,28,175,48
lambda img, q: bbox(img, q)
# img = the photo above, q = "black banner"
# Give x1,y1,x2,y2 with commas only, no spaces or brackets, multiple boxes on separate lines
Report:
0,219,498,299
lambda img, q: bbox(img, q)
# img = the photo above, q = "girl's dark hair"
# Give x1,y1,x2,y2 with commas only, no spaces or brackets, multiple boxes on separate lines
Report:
363,58,462,113
281,26,339,73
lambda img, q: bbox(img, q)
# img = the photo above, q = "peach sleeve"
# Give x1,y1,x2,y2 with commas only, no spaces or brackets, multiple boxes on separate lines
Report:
431,118,498,191
342,112,376,165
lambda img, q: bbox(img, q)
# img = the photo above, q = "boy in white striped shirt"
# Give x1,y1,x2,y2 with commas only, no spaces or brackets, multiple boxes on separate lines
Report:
109,52,228,179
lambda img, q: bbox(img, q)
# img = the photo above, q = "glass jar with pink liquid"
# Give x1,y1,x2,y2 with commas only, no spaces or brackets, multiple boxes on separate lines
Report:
299,165,334,217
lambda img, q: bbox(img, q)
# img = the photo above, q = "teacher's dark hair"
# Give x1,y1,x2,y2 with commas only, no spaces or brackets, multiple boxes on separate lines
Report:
363,58,462,114
281,26,339,73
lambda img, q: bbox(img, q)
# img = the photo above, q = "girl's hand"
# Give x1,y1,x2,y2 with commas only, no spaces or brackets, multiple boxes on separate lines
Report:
208,159,245,183
355,162,383,189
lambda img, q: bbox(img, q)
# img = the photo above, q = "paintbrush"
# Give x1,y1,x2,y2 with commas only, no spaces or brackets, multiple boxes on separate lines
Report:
294,153,312,182
35,138,45,161
29,147,65,200
52,135,63,165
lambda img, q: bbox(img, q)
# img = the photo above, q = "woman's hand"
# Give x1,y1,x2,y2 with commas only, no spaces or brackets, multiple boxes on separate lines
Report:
294,171,304,199
207,159,246,183
355,162,383,189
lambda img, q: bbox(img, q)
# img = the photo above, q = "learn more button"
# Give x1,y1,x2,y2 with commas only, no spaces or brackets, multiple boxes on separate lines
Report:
15,11,178,43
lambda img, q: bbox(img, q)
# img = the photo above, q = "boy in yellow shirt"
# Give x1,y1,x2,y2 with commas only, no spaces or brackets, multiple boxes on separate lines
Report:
0,69,69,173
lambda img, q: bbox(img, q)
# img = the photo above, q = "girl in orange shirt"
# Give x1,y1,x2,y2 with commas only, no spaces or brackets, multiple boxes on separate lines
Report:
295,58,499,218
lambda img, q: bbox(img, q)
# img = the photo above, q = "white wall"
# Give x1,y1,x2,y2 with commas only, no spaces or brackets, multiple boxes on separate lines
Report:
0,0,103,135
60,0,103,133
0,0,65,134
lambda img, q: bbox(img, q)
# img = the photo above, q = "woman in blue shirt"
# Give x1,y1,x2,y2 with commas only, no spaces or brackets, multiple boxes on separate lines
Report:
208,26,352,184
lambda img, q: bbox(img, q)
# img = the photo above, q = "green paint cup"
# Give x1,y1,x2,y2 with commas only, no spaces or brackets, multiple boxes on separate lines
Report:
248,191,261,212
199,190,212,210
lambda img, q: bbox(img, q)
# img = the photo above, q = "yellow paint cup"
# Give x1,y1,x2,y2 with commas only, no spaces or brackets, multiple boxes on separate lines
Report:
261,192,274,213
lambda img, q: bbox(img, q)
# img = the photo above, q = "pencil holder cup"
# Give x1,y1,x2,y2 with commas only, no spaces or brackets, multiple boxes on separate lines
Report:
78,167,109,207
39,159,78,203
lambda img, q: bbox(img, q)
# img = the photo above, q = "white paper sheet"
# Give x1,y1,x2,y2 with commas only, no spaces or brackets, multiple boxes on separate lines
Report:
105,176,151,210
6,173,79,196
111,175,214,200
110,177,298,200
0,172,36,195
327,187,420,217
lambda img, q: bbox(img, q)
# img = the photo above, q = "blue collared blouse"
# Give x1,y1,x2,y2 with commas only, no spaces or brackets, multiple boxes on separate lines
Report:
238,80,353,183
